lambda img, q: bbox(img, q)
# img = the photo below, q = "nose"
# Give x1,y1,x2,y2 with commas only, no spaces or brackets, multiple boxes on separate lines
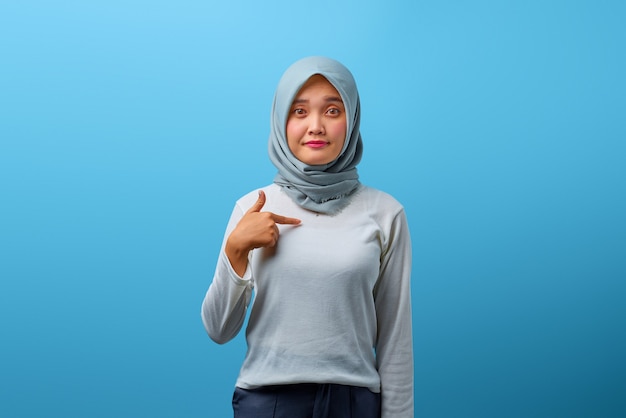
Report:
308,114,325,135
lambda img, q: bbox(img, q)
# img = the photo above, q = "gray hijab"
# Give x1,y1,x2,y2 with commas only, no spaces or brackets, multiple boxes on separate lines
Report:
268,56,363,214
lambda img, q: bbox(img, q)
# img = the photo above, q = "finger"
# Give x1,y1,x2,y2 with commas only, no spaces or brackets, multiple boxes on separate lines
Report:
246,190,266,214
270,213,302,225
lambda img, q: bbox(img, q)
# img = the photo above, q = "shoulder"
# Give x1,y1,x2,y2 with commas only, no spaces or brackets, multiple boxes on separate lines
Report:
353,185,405,216
235,184,289,211
351,185,410,249
343,185,408,235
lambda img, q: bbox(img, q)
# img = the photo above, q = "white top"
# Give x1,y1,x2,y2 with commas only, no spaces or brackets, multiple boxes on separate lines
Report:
201,184,413,417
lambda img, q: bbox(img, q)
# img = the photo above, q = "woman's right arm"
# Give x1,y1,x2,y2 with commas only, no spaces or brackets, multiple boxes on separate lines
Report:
201,191,301,344
201,202,253,344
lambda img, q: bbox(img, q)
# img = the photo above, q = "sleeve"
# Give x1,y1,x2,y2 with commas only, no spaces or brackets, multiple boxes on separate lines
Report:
201,203,254,344
374,208,414,418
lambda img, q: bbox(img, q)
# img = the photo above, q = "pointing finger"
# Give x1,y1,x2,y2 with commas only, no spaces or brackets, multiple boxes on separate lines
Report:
270,213,301,225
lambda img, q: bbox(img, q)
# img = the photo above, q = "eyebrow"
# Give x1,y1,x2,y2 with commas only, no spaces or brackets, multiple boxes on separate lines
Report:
292,96,343,104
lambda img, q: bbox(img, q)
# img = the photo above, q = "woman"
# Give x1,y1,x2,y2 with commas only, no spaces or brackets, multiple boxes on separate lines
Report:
201,56,413,418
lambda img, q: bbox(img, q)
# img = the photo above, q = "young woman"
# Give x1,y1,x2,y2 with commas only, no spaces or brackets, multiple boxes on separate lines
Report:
201,56,413,418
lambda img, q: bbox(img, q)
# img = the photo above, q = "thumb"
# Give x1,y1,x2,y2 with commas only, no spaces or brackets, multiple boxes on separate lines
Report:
246,190,266,214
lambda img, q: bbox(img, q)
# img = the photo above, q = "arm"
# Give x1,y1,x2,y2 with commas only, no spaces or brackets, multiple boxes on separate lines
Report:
374,209,414,418
201,191,301,344
201,203,253,344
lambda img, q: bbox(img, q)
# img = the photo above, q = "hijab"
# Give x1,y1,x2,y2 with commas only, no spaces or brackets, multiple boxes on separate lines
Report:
268,56,363,215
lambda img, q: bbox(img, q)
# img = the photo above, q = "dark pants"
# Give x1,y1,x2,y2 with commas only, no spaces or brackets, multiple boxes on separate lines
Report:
232,383,381,418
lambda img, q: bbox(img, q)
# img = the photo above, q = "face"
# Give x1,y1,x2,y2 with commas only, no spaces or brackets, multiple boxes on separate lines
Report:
286,75,347,166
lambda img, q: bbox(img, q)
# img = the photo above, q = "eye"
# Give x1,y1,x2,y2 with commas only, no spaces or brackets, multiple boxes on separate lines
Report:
326,108,341,116
292,108,306,116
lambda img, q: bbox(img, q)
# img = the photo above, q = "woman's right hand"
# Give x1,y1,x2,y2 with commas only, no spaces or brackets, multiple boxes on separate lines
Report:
225,190,301,276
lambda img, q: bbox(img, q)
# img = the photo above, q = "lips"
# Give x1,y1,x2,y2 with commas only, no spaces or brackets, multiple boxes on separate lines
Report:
305,140,329,149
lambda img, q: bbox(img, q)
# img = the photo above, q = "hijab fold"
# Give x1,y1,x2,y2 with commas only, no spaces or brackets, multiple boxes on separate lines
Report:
268,56,363,214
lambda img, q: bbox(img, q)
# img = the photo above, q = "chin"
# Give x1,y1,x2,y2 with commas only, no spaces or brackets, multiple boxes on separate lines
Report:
301,156,334,165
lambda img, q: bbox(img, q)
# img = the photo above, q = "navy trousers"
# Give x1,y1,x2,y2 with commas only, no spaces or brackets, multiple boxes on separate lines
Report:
232,383,381,418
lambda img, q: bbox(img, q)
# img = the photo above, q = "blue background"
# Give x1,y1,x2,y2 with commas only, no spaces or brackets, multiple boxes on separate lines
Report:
1,1,625,417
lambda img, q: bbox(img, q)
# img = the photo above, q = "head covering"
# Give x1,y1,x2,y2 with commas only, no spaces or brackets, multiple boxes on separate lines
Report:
268,56,363,214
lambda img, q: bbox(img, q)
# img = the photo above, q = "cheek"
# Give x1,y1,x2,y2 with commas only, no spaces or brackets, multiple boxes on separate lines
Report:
286,119,301,143
330,119,347,141
285,119,302,155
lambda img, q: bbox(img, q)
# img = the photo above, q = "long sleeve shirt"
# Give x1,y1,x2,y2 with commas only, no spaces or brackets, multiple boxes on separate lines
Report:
202,184,413,417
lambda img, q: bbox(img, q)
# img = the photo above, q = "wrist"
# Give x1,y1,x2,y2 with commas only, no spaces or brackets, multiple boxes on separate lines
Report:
225,240,249,277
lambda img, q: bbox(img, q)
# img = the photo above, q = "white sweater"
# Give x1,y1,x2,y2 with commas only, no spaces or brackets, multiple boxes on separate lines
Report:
202,184,413,417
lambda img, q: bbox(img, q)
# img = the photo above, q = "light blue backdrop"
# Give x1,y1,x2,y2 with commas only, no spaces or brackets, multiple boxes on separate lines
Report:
1,1,624,417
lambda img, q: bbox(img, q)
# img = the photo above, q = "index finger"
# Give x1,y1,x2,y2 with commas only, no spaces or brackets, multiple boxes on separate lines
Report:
269,213,301,225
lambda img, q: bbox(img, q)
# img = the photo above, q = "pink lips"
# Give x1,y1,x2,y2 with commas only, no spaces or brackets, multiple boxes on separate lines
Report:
305,141,328,149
